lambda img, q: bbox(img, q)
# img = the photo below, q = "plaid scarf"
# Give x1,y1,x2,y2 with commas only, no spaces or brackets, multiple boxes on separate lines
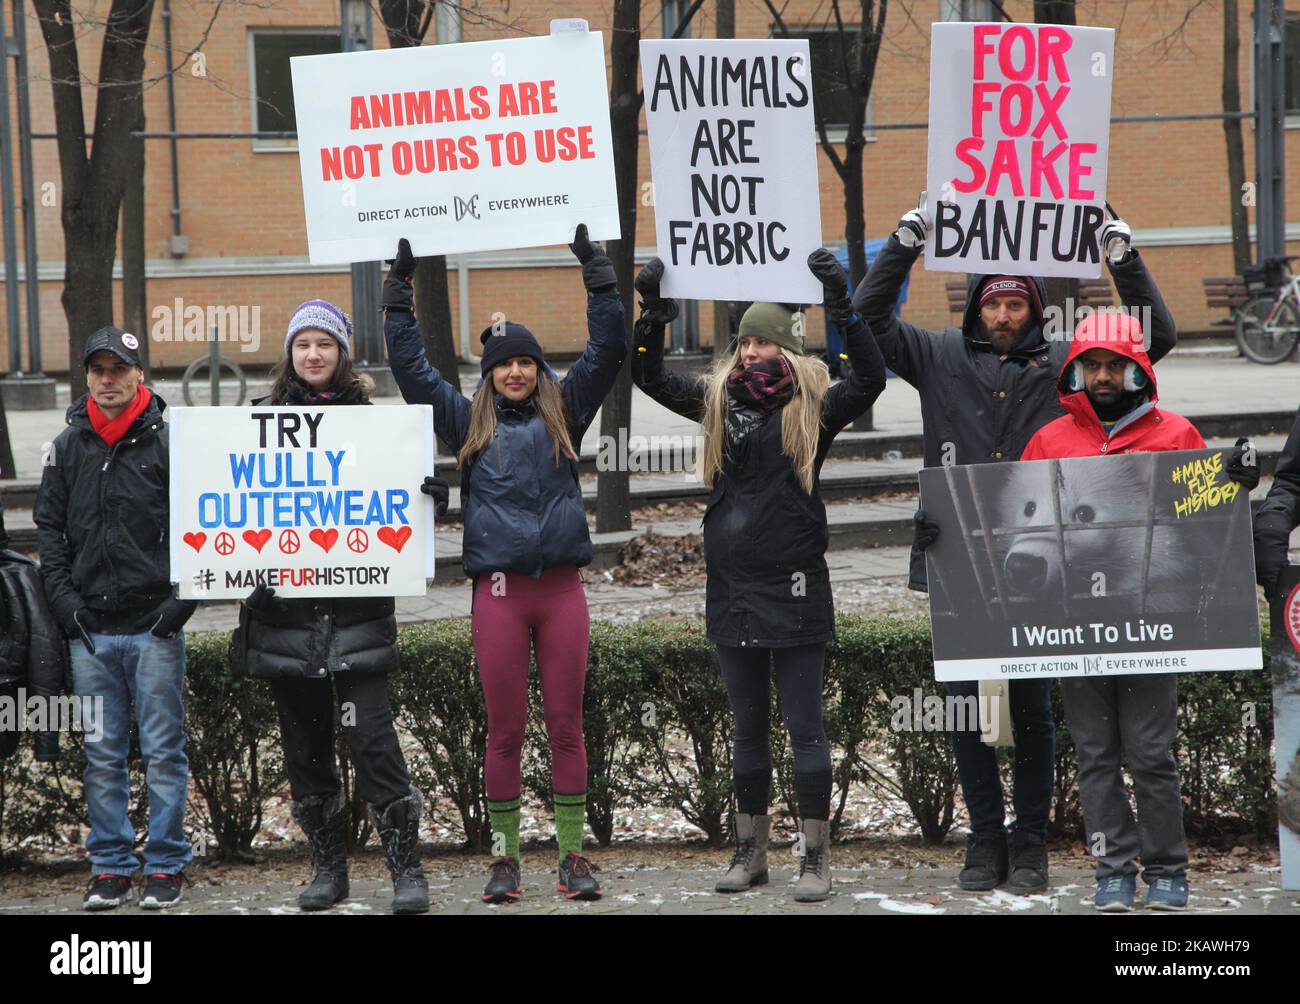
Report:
726,356,795,414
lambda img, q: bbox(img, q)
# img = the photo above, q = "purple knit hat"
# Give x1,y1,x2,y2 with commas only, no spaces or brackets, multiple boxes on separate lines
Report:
284,299,352,355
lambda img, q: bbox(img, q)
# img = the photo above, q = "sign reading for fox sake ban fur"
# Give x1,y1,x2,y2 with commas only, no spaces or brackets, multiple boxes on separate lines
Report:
641,39,823,303
925,22,1115,279
919,449,1262,680
169,406,436,600
291,32,619,264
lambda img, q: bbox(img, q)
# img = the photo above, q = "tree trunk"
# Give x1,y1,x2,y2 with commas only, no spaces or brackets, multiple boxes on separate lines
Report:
711,0,736,356
122,94,150,380
596,0,641,534
1223,0,1251,273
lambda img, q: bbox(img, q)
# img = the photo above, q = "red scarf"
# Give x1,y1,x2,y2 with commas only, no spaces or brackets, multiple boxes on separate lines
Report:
726,356,795,414
88,385,152,447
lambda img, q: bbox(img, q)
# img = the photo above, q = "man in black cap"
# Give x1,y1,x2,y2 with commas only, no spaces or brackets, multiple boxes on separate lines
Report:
34,326,196,911
851,199,1178,896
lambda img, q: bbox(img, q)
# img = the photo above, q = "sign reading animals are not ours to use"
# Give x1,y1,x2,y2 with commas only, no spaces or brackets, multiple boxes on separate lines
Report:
290,32,620,264
169,406,436,600
925,21,1115,279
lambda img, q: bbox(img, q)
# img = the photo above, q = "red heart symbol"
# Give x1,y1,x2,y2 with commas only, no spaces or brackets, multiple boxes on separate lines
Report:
309,528,339,553
377,525,412,553
183,532,206,553
243,528,272,553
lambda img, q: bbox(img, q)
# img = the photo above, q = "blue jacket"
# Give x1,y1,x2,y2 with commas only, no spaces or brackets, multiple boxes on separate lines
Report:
384,289,626,577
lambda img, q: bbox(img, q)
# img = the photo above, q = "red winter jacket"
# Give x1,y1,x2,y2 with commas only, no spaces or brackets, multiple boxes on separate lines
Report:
1020,311,1205,460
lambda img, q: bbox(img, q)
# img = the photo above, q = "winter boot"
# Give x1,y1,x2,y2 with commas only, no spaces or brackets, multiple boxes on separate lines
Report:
290,792,350,911
1007,829,1049,894
959,830,1009,891
715,813,771,893
793,818,832,902
370,789,430,915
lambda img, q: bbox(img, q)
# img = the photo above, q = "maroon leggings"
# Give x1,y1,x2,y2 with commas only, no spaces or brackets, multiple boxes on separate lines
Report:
471,565,590,801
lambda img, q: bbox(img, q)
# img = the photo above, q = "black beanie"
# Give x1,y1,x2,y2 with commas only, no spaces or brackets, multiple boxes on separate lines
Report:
479,321,545,376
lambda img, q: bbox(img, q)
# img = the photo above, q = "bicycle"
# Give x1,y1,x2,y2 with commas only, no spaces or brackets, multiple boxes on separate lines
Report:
1235,255,1300,365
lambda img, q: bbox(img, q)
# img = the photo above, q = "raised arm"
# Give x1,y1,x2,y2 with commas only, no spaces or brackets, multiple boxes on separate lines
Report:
1102,219,1177,364
560,225,628,440
1255,408,1300,594
808,249,886,441
850,232,939,388
381,238,472,454
629,258,707,423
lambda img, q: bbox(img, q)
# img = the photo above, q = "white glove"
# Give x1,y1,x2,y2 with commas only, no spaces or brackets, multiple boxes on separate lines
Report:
1100,218,1132,265
897,191,934,249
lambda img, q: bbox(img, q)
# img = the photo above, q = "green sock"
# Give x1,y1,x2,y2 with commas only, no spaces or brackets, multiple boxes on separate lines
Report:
487,797,521,859
553,791,587,862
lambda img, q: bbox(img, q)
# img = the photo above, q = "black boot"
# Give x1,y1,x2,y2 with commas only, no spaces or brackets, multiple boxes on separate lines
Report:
370,790,430,915
958,830,1008,891
1007,829,1049,894
290,792,350,910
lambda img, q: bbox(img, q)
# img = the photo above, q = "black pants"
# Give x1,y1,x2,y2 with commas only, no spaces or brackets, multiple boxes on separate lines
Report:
271,672,411,809
716,643,832,820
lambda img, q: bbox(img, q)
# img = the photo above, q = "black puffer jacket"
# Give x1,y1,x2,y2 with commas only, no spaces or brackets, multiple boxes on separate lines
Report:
33,392,175,630
230,388,398,679
851,235,1178,590
0,534,66,761
633,313,886,648
1254,406,1300,596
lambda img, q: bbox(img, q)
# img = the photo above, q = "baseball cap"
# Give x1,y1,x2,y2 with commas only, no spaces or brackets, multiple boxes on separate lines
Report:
83,326,142,369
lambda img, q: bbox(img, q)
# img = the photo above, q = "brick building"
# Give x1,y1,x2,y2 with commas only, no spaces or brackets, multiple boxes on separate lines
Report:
1,0,1298,378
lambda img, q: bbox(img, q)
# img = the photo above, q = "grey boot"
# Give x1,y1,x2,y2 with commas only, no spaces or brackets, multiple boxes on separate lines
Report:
291,792,350,911
793,818,832,902
370,789,430,915
715,813,770,892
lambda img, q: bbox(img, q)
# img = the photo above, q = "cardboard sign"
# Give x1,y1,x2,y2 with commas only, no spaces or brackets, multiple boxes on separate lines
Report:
641,39,823,303
920,449,1262,680
291,33,619,264
169,406,435,599
1268,568,1300,889
925,22,1115,279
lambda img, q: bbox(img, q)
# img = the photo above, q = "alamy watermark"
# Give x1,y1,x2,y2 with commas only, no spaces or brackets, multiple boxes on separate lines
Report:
151,297,261,353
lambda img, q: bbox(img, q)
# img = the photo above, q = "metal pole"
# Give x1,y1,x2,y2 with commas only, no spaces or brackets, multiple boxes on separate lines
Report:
209,326,220,406
11,1,40,373
341,0,381,367
161,0,184,248
1255,0,1286,262
0,3,22,373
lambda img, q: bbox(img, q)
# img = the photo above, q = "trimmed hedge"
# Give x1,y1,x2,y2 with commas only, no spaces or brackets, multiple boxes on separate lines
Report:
0,615,1277,858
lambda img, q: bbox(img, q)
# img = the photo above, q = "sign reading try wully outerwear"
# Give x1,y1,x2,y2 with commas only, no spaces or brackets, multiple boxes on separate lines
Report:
919,449,1262,680
925,21,1115,279
640,39,823,303
169,406,436,599
290,32,619,264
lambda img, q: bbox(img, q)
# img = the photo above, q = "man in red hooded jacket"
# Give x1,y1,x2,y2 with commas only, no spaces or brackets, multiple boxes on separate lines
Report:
1021,310,1256,912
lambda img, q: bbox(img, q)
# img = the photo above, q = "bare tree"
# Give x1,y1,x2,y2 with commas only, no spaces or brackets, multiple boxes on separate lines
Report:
1222,0,1251,273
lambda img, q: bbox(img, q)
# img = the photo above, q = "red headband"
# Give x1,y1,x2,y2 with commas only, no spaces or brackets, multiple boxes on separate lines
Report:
979,276,1032,308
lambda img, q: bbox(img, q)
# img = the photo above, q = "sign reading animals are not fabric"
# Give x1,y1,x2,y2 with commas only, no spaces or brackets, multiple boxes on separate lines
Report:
169,406,436,599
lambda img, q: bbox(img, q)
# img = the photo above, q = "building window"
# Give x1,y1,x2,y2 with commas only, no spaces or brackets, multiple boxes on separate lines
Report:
940,0,994,20
783,26,874,136
1287,13,1300,116
662,0,694,39
249,30,341,149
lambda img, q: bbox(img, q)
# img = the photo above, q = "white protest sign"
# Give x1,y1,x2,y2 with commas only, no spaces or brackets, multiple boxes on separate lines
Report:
291,33,619,264
641,39,823,303
169,406,435,599
925,22,1115,279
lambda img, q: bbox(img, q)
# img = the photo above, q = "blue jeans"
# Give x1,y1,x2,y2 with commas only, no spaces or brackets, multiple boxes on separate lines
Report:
946,679,1055,838
70,631,191,876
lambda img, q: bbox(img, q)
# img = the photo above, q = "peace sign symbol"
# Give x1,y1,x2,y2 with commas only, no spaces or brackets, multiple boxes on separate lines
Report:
347,528,369,553
279,529,301,554
215,532,235,556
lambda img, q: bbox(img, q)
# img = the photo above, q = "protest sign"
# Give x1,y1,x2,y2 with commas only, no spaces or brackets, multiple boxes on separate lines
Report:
925,22,1115,279
919,449,1262,680
641,39,823,303
291,32,619,264
1269,567,1300,889
169,406,436,599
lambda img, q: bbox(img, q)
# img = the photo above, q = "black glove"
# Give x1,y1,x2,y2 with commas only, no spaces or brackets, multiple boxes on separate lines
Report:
149,596,198,639
914,509,940,552
1226,437,1260,492
245,584,283,616
633,257,679,326
382,237,416,314
807,249,854,329
570,223,616,294
421,476,450,519
63,608,96,655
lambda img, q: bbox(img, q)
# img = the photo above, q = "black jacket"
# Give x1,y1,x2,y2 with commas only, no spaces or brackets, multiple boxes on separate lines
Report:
851,235,1178,590
1254,407,1300,595
0,533,66,761
385,288,626,577
33,392,175,630
230,389,398,679
633,312,886,648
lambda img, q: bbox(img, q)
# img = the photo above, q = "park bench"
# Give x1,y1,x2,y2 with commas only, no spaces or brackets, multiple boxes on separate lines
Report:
945,277,1114,316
